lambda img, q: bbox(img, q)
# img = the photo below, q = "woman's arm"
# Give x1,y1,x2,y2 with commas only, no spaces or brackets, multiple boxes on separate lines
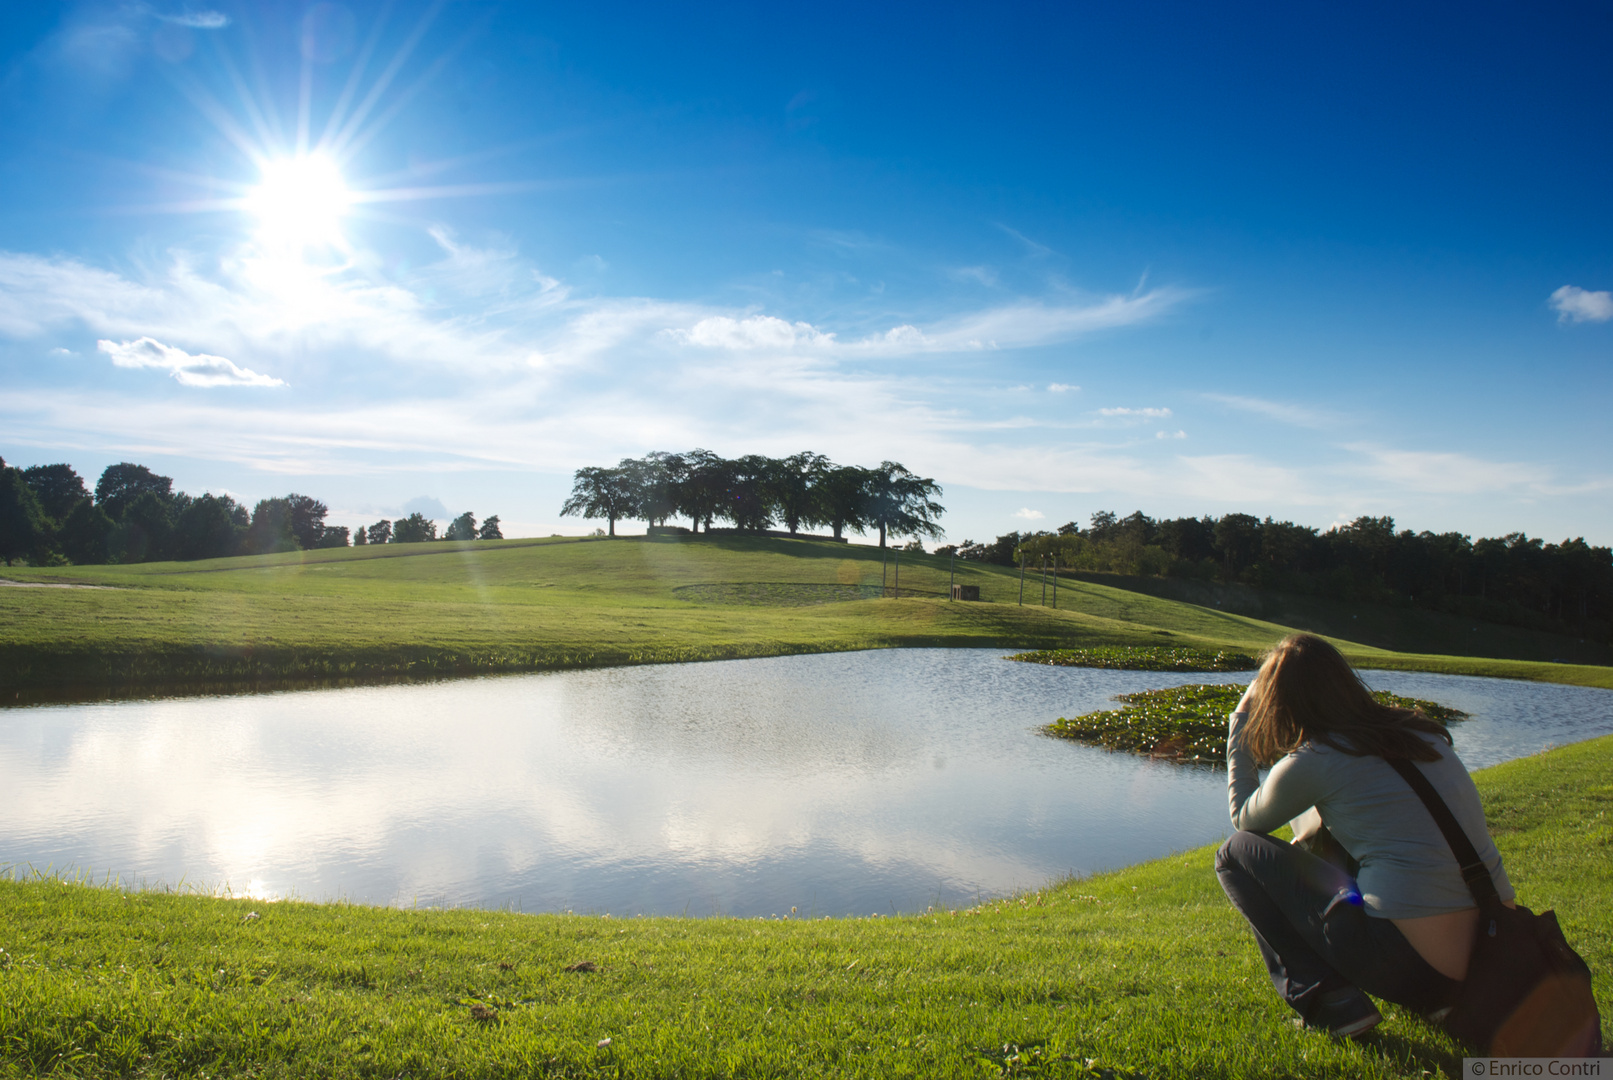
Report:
1227,709,1338,833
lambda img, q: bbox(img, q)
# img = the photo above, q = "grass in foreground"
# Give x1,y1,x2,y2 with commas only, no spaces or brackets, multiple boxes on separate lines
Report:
1046,684,1471,764
3,534,1611,698
2,735,1607,1079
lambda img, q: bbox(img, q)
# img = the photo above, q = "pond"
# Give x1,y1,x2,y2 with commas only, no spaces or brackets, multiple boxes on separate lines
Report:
2,649,1609,918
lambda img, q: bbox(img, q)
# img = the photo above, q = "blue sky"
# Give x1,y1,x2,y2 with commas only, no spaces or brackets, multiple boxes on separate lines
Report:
2,1,1609,545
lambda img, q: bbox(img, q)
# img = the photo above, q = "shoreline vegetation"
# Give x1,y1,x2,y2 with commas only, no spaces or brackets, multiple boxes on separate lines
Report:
2,733,1607,1078
3,534,1613,704
1044,683,1470,765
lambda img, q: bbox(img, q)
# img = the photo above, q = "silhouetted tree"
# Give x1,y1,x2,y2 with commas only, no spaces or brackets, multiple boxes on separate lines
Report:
816,464,871,541
724,455,776,532
561,466,636,536
770,451,830,535
286,494,329,550
243,498,299,555
675,449,727,533
59,499,115,564
392,512,437,543
477,515,503,540
0,465,49,565
174,493,249,561
444,512,477,541
353,526,368,546
367,519,392,545
863,461,944,549
315,525,350,548
95,463,173,520
624,452,683,527
114,491,177,562
23,464,88,523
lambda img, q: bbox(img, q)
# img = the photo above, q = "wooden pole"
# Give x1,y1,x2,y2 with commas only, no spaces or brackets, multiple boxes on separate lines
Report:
882,544,888,598
1052,556,1058,609
1018,550,1025,605
949,550,955,600
894,548,900,599
1040,556,1047,606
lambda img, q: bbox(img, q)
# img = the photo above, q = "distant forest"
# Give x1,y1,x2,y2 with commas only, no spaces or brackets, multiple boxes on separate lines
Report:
0,457,501,567
950,511,1612,640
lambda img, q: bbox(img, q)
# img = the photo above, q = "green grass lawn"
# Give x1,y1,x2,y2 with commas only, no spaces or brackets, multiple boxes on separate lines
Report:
3,733,1608,1078
4,534,1610,697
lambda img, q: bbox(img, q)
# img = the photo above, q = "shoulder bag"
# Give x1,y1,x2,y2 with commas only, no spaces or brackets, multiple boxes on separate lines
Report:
1385,756,1602,1057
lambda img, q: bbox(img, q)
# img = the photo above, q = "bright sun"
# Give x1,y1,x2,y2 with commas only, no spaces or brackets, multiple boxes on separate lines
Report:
244,154,352,249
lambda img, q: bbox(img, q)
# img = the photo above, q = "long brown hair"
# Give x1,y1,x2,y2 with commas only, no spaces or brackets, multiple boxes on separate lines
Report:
1242,633,1451,765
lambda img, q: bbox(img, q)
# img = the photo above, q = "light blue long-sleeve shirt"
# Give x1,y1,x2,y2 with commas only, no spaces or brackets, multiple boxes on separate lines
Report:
1227,711,1514,919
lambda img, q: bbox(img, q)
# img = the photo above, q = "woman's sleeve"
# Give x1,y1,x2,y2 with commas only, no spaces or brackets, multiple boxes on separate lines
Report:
1226,712,1336,833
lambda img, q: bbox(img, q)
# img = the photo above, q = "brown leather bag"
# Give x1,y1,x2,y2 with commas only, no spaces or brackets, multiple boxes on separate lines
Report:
1385,757,1602,1057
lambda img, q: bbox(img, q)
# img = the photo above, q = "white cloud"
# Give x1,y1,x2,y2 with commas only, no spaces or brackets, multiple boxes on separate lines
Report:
97,337,284,388
1012,508,1044,520
152,9,229,29
670,315,837,350
1099,406,1171,418
1549,285,1613,324
1047,383,1079,393
950,265,999,287
1156,429,1186,439
48,347,73,356
1203,393,1334,428
1341,444,1550,495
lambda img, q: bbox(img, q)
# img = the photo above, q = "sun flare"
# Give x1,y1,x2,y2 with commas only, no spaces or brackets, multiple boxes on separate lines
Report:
244,154,352,250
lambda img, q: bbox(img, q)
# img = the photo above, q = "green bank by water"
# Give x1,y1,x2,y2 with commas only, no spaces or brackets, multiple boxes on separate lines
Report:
3,534,1610,698
3,734,1608,1078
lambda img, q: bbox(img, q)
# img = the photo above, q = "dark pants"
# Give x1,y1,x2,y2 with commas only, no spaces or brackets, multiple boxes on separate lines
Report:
1215,831,1458,1022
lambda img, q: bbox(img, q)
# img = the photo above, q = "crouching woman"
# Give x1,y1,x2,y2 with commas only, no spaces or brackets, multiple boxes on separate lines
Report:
1214,633,1514,1037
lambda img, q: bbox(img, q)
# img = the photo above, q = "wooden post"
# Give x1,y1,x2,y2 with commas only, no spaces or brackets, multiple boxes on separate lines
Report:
882,544,887,598
894,548,900,599
1052,556,1058,609
1040,556,1047,606
1017,550,1025,605
949,550,955,600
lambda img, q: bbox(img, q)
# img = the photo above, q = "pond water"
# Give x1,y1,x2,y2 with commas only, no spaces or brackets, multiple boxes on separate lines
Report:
2,649,1609,917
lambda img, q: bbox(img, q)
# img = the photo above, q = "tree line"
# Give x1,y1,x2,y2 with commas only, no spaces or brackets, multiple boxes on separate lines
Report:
0,456,501,566
943,510,1613,638
560,451,944,547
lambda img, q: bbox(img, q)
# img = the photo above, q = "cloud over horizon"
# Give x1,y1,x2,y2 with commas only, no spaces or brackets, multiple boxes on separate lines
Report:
97,336,284,388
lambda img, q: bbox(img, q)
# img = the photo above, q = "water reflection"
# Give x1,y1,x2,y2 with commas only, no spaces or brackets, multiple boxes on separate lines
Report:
1,650,1608,917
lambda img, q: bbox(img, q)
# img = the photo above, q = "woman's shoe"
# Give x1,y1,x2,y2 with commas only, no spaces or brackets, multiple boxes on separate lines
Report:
1300,988,1383,1039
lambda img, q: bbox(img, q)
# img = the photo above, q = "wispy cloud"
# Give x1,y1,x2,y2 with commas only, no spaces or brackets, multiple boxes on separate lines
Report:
1202,393,1334,428
1012,508,1044,520
149,8,230,29
97,337,284,387
1549,285,1613,324
1340,444,1550,495
1156,429,1186,439
1047,383,1079,393
1099,406,1171,418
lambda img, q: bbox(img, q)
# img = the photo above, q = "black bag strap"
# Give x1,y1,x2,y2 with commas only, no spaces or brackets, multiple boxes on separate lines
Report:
1384,756,1502,908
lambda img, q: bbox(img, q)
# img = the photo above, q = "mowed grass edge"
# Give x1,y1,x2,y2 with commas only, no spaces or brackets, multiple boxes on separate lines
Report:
4,534,1610,696
2,734,1608,1079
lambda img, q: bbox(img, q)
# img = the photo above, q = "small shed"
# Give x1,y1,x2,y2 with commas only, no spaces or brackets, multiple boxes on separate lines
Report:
951,584,980,601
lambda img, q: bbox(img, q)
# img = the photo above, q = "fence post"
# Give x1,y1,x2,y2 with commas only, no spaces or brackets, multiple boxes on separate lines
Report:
1040,556,1047,606
882,544,888,598
1018,550,1025,606
949,550,955,601
1053,556,1058,609
894,548,900,600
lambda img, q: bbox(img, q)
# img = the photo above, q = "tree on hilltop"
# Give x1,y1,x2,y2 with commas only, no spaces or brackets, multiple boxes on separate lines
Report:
22,464,89,523
95,463,173,520
393,512,437,543
445,512,477,541
863,461,944,549
477,515,503,540
561,466,636,537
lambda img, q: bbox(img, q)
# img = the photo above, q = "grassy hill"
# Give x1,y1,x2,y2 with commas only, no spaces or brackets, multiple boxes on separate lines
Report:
3,534,1610,698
